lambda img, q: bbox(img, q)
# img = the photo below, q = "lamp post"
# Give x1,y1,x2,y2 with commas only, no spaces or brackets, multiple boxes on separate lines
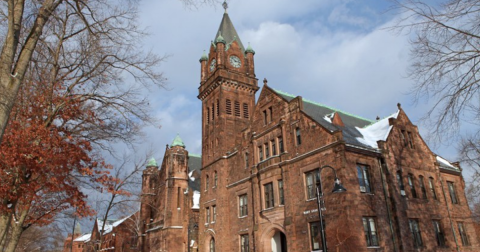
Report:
316,165,347,252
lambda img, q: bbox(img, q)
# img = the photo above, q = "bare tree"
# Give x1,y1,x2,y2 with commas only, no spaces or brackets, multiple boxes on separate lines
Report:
0,0,216,144
390,0,480,218
391,0,480,142
94,153,147,251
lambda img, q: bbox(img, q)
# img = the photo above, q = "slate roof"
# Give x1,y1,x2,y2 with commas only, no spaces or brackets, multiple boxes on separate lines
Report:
215,13,245,52
188,154,202,191
272,89,386,151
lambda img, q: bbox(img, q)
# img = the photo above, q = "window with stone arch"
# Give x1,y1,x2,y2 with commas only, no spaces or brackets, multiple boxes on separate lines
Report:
205,175,209,191
210,238,215,252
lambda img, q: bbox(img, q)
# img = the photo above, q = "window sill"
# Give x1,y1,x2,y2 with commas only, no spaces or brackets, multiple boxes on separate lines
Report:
238,215,247,219
360,192,375,196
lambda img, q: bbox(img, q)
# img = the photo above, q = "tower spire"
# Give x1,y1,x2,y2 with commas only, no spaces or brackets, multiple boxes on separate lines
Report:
215,3,244,52
222,1,228,13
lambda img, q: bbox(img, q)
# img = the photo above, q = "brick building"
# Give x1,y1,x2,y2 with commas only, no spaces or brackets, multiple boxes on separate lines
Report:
76,5,480,252
138,135,201,252
84,215,139,252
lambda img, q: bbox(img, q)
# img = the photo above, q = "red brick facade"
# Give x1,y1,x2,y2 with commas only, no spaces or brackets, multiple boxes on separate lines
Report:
66,9,480,252
138,141,201,252
193,10,480,252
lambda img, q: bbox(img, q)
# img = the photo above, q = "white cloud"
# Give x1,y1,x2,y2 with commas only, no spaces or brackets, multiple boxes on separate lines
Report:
125,0,457,163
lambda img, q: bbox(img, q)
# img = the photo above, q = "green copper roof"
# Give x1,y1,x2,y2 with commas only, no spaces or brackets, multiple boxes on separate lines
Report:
245,43,255,54
215,32,226,44
215,13,244,51
200,51,208,62
171,134,186,148
146,157,158,167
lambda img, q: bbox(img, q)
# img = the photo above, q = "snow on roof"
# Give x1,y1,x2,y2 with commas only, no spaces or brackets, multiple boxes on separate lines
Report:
323,113,334,123
436,156,460,171
73,233,91,242
97,214,133,235
192,190,200,209
189,170,195,181
356,111,399,148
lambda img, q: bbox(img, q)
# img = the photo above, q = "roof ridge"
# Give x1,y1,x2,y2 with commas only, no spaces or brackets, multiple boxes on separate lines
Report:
272,88,374,123
362,110,399,128
189,153,201,158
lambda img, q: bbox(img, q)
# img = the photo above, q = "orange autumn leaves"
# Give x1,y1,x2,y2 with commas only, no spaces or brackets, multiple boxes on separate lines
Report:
0,80,114,226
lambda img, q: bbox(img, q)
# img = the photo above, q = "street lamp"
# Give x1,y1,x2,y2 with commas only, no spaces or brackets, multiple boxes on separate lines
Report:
316,165,347,252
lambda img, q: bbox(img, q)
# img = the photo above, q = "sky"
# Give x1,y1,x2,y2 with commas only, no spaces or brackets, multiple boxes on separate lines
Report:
128,0,456,164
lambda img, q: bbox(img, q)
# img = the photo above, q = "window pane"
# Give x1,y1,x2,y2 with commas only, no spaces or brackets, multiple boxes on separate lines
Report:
429,177,437,200
264,183,274,208
296,127,301,145
357,165,371,193
448,182,458,204
310,222,322,250
278,180,284,205
306,170,319,199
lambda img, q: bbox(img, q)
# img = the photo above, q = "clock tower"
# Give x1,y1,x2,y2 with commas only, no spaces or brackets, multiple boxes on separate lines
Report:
198,4,258,165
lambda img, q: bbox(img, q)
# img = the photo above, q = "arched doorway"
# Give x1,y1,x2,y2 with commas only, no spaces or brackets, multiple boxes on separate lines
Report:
271,231,287,252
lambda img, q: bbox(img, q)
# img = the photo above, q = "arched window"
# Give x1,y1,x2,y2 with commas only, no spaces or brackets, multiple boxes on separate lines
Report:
429,177,438,200
396,171,406,196
235,101,240,117
212,102,215,120
206,175,209,191
210,238,215,252
407,174,417,198
419,176,427,199
207,107,210,123
243,103,249,118
226,99,232,115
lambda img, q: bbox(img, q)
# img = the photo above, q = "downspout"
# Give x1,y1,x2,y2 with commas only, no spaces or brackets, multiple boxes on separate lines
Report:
438,176,460,251
377,157,398,252
250,166,257,252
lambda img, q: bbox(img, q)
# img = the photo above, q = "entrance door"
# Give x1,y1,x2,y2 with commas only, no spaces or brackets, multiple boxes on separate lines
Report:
271,231,287,252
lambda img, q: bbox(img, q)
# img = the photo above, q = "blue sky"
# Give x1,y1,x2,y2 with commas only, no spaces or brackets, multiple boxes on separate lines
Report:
128,0,456,164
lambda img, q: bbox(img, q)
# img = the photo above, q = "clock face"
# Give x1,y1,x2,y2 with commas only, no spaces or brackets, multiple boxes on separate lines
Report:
210,59,216,72
229,55,241,68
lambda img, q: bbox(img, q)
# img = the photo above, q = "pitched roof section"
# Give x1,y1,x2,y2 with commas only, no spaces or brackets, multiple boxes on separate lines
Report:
171,134,186,148
271,88,400,150
73,233,91,243
215,13,245,52
97,215,133,235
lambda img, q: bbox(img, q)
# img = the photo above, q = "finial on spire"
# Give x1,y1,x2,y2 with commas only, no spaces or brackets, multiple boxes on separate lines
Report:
263,78,268,85
222,1,228,13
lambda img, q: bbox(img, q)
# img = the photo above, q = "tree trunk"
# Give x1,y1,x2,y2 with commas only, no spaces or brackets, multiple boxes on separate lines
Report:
0,0,63,143
0,75,20,143
0,213,12,250
3,206,29,252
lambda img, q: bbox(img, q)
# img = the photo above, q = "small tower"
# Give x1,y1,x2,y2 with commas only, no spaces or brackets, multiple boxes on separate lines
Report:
162,134,189,227
139,156,158,251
